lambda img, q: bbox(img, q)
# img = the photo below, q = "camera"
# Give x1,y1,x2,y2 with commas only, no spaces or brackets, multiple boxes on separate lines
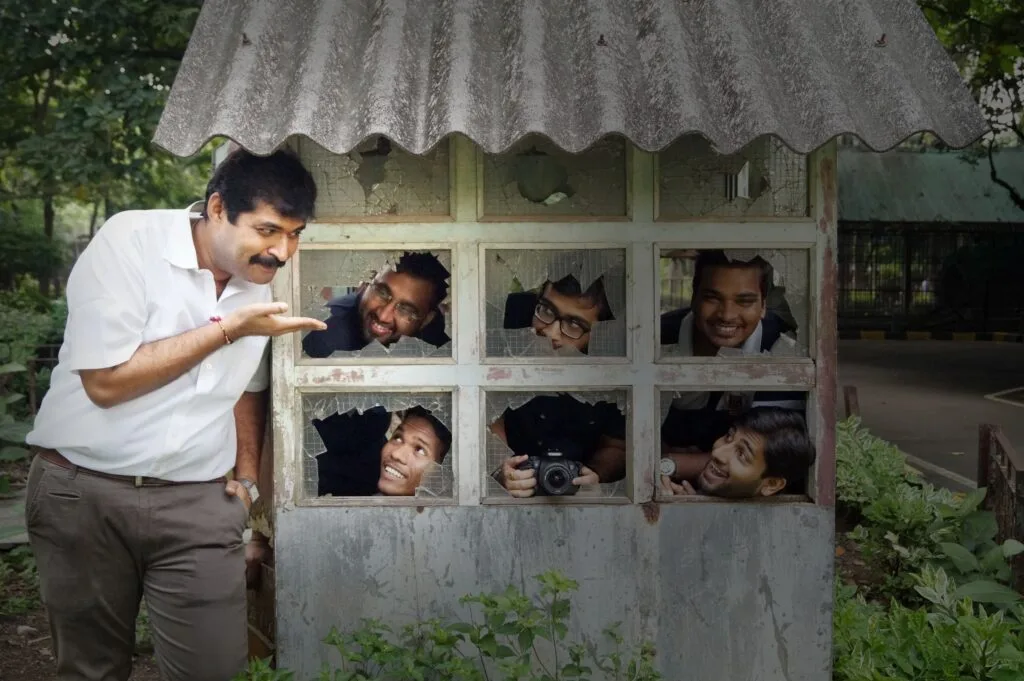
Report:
517,451,584,496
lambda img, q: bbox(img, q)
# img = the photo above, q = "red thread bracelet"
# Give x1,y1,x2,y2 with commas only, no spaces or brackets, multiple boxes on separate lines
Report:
210,316,233,345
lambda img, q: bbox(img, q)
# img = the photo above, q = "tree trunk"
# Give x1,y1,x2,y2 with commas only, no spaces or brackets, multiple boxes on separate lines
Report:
41,194,55,297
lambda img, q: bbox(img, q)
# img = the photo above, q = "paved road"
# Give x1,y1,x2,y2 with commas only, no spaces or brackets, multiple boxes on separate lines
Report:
837,340,1024,489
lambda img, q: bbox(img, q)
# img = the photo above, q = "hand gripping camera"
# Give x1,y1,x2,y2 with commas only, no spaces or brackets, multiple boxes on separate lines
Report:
516,451,584,496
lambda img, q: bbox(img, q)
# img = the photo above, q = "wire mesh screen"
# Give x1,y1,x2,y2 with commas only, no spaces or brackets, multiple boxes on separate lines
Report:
480,135,628,217
483,390,629,500
838,225,1024,332
658,135,807,219
297,136,451,218
298,249,452,359
484,249,628,358
659,248,809,357
302,392,454,500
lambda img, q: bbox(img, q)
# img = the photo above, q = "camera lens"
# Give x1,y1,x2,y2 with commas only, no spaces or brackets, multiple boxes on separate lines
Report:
546,468,567,489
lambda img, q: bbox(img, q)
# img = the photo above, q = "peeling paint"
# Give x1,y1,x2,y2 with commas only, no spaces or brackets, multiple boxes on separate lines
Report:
486,368,512,381
642,501,660,524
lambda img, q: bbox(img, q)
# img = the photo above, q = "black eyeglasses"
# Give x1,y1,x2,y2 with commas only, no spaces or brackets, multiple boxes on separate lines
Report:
533,300,591,340
368,283,424,323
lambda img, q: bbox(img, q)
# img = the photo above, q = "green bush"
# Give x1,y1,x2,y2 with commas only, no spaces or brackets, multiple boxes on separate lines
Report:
834,567,1024,681
835,417,912,510
234,571,660,681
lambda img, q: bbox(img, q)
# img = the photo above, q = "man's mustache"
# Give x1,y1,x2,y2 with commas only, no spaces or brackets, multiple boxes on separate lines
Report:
250,254,285,268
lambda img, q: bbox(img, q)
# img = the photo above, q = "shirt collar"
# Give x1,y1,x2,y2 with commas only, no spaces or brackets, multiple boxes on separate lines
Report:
164,200,265,300
163,201,204,270
677,311,763,356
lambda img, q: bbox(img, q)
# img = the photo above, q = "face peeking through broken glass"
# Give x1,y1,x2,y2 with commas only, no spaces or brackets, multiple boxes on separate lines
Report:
377,407,452,496
530,275,613,353
358,252,449,347
691,254,768,355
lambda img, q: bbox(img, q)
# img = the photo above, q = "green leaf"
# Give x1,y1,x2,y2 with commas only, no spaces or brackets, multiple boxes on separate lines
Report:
953,580,1022,606
0,421,31,443
1001,539,1024,558
0,446,29,462
959,486,987,512
0,363,27,375
939,542,980,573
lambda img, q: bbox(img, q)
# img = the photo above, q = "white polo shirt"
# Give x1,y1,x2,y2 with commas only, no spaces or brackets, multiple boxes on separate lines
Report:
26,206,271,481
669,311,803,412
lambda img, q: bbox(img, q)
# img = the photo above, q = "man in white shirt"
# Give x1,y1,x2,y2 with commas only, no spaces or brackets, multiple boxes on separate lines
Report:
24,148,326,681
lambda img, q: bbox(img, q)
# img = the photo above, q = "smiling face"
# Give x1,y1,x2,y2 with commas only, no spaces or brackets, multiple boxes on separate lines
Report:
377,415,446,496
697,426,786,498
692,264,766,354
530,284,602,352
206,194,305,284
358,270,438,346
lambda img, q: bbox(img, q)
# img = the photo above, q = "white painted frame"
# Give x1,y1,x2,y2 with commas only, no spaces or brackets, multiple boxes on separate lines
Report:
271,135,838,510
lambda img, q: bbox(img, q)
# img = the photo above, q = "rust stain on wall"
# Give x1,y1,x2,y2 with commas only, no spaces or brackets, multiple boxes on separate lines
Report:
642,501,660,524
316,369,366,384
486,368,513,381
815,244,838,507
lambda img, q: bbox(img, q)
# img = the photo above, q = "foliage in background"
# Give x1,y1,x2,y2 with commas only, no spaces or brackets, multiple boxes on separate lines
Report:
234,571,660,681
918,0,1024,212
0,546,39,615
834,417,1024,681
0,0,212,293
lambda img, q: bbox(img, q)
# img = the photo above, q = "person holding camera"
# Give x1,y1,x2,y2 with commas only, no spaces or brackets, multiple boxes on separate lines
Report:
490,393,626,497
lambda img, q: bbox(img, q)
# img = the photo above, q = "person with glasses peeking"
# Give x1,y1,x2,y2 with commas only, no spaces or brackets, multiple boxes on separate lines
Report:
303,251,450,356
503,274,614,354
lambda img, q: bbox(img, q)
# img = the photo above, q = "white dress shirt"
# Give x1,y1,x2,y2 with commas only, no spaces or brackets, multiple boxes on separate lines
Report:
669,311,803,412
26,206,271,481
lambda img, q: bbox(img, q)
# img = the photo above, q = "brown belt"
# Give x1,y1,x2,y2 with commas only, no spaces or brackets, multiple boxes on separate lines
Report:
33,447,227,487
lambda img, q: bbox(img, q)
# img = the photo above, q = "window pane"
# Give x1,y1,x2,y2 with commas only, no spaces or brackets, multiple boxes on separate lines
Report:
484,390,629,500
658,247,810,358
485,248,627,358
658,135,807,219
481,135,628,218
299,136,451,219
657,390,813,499
303,392,454,500
299,249,452,359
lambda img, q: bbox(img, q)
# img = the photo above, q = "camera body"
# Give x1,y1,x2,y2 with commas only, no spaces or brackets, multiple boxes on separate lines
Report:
517,451,584,496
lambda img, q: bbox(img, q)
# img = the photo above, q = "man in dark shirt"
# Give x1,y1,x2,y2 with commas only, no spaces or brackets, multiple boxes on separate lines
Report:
490,393,627,497
658,407,815,498
302,251,450,356
315,406,452,497
659,250,805,458
502,274,613,354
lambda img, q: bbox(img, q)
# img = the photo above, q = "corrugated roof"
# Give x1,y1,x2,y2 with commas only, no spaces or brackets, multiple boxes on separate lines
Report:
154,0,988,158
839,148,1024,223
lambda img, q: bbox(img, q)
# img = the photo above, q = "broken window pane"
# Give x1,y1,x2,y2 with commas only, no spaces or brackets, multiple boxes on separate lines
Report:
299,249,452,359
484,390,629,500
657,390,812,499
658,135,808,219
485,249,627,358
481,135,628,218
302,392,454,500
659,248,809,357
298,136,451,218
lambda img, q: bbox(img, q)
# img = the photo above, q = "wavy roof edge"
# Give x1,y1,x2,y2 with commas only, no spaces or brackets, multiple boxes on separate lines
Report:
153,0,988,159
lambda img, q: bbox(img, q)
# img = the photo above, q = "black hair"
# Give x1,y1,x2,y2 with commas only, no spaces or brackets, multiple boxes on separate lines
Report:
402,406,452,463
732,407,815,490
544,274,614,321
203,147,317,224
394,251,450,310
692,250,771,300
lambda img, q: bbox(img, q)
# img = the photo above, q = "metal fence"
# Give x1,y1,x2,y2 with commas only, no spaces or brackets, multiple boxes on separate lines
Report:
839,223,1024,333
978,424,1024,594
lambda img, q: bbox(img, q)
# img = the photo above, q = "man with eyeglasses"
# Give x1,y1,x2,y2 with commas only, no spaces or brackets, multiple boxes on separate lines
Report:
503,274,613,354
302,251,450,356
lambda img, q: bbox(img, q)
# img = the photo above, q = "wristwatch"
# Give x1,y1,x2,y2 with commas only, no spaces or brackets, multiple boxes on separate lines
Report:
238,478,260,504
659,457,676,477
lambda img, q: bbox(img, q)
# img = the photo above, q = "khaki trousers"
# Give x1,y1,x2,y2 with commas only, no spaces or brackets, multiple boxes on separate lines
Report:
24,455,249,681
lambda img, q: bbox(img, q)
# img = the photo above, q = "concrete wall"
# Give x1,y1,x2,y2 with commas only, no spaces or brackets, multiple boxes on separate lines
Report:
276,505,835,681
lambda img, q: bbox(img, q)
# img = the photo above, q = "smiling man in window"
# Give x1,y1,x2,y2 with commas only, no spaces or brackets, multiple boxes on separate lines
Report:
502,274,613,354
314,406,451,497
302,251,451,356
659,250,805,458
